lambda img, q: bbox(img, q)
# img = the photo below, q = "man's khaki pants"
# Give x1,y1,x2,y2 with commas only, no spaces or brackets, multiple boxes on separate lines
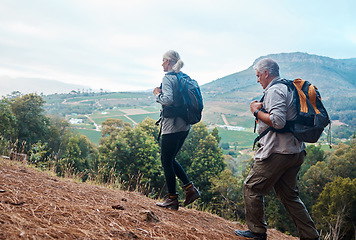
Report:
243,151,319,239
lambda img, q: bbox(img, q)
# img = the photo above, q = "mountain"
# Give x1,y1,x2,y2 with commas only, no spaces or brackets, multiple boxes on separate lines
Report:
0,76,90,97
202,52,356,98
201,52,356,127
0,158,296,239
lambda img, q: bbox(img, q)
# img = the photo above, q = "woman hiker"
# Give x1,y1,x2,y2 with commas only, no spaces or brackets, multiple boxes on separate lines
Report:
153,50,200,210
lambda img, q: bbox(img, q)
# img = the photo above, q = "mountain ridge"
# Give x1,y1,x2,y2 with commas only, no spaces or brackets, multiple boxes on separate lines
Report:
202,52,356,96
200,52,356,128
0,76,91,97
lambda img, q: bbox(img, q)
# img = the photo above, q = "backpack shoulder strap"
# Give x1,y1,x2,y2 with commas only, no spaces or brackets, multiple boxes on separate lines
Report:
259,79,293,102
253,126,273,150
269,79,294,90
252,79,295,150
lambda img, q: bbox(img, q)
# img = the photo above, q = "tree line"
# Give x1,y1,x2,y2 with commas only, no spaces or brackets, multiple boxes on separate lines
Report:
0,93,355,239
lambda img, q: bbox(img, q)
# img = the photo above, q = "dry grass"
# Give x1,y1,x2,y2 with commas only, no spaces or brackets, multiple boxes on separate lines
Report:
0,158,298,239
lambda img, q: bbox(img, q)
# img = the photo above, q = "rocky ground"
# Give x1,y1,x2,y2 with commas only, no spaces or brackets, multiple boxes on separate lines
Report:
0,158,298,239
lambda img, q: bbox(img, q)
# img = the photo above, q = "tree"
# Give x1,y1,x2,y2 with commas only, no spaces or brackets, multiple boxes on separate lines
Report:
100,118,130,138
57,133,98,180
302,161,333,203
220,142,230,150
328,139,356,179
0,98,17,156
10,94,51,152
211,127,221,143
136,118,160,142
188,134,226,202
313,177,356,240
176,122,210,172
0,98,16,140
120,127,163,193
29,141,48,168
98,122,164,195
46,115,72,159
300,145,326,177
210,169,244,221
98,132,131,183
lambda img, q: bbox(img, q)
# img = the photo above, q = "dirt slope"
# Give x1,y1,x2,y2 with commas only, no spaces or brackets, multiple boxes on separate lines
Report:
0,158,298,240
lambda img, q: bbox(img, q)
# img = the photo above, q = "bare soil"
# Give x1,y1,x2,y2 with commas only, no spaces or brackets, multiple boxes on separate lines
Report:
0,158,298,240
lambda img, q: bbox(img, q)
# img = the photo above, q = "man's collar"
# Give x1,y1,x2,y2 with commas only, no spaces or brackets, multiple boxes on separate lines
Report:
264,76,281,92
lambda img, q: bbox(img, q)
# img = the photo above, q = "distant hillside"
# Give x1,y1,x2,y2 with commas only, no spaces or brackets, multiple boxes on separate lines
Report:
0,76,90,97
0,158,296,240
201,52,356,127
202,52,356,97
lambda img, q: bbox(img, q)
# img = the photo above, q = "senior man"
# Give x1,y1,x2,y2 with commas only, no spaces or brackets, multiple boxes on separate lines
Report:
234,58,319,240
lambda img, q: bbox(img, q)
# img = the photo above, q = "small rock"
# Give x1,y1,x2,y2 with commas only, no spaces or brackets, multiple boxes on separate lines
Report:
0,189,5,193
112,204,125,210
139,210,159,223
121,198,127,202
4,200,25,206
119,231,139,239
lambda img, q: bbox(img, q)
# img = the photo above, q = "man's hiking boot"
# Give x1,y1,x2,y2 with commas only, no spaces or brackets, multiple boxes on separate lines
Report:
183,182,200,206
234,229,267,240
156,193,179,210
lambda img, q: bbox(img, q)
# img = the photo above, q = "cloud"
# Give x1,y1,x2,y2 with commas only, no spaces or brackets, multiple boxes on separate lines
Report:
0,0,355,93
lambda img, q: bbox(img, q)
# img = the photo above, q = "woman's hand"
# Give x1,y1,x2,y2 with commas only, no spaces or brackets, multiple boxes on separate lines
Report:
153,87,162,96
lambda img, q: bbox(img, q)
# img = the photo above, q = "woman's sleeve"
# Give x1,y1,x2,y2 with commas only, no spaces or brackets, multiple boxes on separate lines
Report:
156,75,174,106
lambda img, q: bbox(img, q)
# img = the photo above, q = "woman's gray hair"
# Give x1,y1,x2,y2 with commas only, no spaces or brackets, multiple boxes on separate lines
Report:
163,50,184,73
253,58,280,77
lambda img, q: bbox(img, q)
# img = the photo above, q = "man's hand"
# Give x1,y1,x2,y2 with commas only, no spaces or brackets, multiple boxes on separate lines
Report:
250,100,262,114
250,100,273,126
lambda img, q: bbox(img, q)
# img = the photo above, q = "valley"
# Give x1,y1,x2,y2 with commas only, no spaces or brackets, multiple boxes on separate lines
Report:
41,52,356,151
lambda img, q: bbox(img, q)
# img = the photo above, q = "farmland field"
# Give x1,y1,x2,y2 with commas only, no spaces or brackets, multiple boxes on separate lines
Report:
44,91,263,150
45,91,333,151
75,129,102,145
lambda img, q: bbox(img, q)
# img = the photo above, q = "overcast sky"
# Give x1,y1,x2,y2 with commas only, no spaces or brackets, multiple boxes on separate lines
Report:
0,0,355,92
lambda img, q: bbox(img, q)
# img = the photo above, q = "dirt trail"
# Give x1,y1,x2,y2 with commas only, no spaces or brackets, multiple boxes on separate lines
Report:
84,114,100,131
221,114,229,126
0,158,298,239
124,115,138,125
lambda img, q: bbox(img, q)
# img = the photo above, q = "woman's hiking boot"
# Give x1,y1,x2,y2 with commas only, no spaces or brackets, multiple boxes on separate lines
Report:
156,193,179,210
183,182,200,206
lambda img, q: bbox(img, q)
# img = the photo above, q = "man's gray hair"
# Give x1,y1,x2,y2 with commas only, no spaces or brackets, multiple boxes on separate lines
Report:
253,58,280,77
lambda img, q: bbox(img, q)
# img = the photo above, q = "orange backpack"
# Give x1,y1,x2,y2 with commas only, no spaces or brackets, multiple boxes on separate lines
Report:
253,78,330,149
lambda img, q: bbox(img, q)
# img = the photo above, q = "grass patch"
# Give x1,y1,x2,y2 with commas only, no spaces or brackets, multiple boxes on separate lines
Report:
129,113,160,123
217,128,257,149
91,116,129,125
142,106,161,112
74,129,102,145
75,124,96,130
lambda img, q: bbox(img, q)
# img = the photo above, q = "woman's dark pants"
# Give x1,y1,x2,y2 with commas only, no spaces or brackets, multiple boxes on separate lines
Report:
160,131,190,194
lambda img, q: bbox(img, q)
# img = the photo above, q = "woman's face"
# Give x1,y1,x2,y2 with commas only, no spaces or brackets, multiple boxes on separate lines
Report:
162,58,170,72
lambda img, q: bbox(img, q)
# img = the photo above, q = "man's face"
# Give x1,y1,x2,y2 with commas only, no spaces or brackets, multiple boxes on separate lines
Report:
256,70,269,89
